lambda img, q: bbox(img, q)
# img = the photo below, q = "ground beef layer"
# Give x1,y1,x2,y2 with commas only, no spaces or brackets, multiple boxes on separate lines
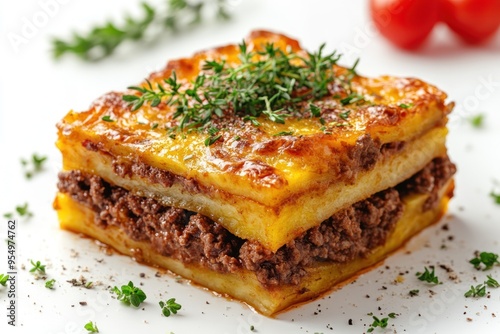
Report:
57,156,455,286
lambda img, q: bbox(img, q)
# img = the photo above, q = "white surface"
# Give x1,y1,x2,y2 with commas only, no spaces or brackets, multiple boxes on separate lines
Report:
1,0,500,333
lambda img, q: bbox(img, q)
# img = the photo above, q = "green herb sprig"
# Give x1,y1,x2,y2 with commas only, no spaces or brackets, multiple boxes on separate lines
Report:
485,274,500,288
84,321,99,333
53,0,230,61
409,289,419,297
112,281,147,307
159,298,182,317
490,191,500,205
4,203,34,220
470,251,500,270
464,275,499,298
367,313,397,332
0,274,10,286
465,283,486,298
29,260,46,274
20,153,47,179
45,279,56,289
469,114,484,128
416,267,440,284
123,42,357,144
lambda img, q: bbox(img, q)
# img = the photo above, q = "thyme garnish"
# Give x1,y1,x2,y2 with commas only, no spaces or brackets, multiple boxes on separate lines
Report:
52,0,231,61
123,42,360,143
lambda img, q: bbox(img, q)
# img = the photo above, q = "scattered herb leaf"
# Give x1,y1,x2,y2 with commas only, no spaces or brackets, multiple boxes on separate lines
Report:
470,252,500,270
112,281,147,307
416,267,440,284
470,114,484,128
409,289,419,297
45,279,56,289
367,313,396,333
21,154,47,179
29,260,46,274
490,191,500,205
465,284,487,298
5,203,34,220
84,321,99,333
16,203,33,218
159,298,182,317
0,274,9,286
485,275,500,288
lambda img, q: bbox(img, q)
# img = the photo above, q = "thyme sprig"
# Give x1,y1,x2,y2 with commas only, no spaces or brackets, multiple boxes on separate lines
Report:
123,41,348,144
52,0,230,61
464,275,500,298
416,267,440,284
112,281,147,307
470,251,500,270
159,298,182,317
367,313,397,332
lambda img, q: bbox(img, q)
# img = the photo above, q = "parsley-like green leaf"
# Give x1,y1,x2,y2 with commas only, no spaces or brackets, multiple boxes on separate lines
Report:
112,281,147,307
469,114,484,128
416,267,440,284
29,260,46,274
159,298,182,317
465,284,487,298
84,321,99,333
490,191,500,205
21,154,47,179
469,252,500,270
45,279,56,289
16,203,33,218
0,274,10,286
367,313,396,333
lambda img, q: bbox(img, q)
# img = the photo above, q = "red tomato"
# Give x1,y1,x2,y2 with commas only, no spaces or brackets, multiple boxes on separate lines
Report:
440,0,500,44
370,0,439,49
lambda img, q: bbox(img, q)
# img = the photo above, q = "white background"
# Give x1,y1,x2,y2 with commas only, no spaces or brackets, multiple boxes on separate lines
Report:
1,0,500,333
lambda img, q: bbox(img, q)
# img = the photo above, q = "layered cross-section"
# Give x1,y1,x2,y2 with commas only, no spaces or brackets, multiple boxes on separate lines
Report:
55,30,456,315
